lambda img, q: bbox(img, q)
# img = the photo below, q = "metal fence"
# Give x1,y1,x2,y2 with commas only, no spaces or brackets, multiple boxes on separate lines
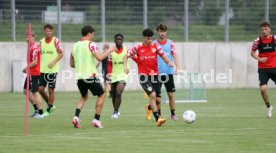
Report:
0,0,274,42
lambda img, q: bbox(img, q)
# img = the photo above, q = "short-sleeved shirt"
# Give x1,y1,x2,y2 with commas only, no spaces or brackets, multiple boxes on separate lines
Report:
108,46,129,83
251,35,276,69
128,42,164,75
41,37,63,53
40,37,63,73
29,42,41,76
72,38,99,79
154,38,176,75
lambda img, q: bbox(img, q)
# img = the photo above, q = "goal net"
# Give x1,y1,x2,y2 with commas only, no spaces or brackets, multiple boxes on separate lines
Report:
161,71,207,103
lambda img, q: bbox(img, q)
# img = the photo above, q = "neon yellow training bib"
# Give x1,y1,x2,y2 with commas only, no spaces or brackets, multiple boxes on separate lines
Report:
110,46,129,83
72,40,97,80
40,37,60,73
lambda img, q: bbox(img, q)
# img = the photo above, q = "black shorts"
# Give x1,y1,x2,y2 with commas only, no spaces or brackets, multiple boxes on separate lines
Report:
258,68,276,86
77,77,104,97
158,74,176,93
102,70,111,82
39,73,57,89
139,75,161,97
24,76,40,93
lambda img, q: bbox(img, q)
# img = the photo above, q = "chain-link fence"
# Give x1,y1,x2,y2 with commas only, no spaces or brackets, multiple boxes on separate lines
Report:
0,0,274,42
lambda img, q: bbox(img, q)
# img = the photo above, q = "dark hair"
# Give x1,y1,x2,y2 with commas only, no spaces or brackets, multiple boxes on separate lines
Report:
142,28,154,37
156,24,168,31
260,21,271,28
81,25,95,36
114,33,124,39
44,24,54,30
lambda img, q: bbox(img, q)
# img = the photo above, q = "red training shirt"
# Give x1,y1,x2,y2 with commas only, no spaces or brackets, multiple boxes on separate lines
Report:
128,42,165,75
29,42,41,76
251,35,276,69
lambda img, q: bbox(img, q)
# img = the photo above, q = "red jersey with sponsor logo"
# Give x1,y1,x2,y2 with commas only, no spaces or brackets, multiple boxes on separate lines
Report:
29,42,41,76
252,35,276,69
128,42,164,75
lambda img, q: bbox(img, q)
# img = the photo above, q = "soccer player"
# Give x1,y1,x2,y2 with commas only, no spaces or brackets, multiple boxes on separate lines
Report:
70,25,115,128
39,24,63,117
153,24,180,121
23,31,44,118
101,44,112,98
251,21,275,118
109,34,128,119
124,28,174,126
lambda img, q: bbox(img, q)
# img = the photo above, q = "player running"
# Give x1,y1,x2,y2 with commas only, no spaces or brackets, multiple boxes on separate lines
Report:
70,25,115,128
251,21,275,118
124,28,174,126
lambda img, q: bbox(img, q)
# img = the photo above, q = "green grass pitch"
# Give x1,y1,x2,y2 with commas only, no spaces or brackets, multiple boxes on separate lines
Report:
0,89,276,153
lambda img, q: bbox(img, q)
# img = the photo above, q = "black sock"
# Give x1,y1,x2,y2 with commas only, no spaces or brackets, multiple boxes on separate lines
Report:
171,109,175,116
158,109,161,116
153,111,160,121
94,114,100,120
114,110,118,114
33,104,38,111
47,104,53,112
38,109,43,115
148,104,151,110
266,103,271,108
75,108,81,117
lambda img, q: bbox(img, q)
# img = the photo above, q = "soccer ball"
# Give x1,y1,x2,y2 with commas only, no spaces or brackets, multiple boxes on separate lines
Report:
182,110,196,124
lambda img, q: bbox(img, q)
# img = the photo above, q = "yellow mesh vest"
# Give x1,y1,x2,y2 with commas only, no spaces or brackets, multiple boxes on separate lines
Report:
110,46,129,83
40,37,60,73
72,40,97,80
